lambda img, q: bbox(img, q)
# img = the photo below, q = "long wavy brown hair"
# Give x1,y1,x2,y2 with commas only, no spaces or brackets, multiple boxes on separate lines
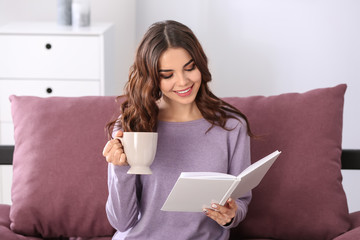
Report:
106,20,254,138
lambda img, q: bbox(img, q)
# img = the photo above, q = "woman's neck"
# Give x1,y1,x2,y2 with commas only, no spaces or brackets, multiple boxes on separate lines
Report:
157,98,203,122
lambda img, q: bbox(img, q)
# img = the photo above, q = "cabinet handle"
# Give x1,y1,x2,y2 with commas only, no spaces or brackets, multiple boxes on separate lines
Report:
46,88,53,94
45,43,52,50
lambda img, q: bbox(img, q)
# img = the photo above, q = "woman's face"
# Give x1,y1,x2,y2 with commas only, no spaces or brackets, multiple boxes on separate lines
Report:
158,47,201,107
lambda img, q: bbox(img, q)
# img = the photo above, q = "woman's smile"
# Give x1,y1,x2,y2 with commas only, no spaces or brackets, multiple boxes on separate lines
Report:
174,84,194,97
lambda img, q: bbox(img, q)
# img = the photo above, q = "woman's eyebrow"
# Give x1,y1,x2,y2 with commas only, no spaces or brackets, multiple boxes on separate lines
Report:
159,59,194,72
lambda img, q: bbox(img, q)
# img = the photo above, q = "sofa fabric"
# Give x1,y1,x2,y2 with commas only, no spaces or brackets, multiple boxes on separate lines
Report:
227,84,350,239
350,211,360,228
0,204,18,240
4,84,357,240
333,226,360,240
9,96,119,238
0,204,42,240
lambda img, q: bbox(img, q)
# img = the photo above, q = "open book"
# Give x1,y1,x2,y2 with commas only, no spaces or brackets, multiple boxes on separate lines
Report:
161,150,281,212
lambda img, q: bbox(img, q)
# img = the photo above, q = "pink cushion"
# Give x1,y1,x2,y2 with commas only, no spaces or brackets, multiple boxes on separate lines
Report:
10,96,118,238
227,84,351,239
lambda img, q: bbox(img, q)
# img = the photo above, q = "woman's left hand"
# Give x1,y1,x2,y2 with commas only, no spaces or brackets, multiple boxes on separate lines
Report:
203,198,237,226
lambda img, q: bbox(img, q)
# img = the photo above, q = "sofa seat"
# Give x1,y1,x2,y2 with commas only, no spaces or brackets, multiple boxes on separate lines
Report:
0,204,40,240
2,205,360,240
2,202,358,240
334,214,360,240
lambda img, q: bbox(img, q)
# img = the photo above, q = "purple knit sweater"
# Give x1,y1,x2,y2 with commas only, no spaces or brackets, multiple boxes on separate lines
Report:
106,117,252,240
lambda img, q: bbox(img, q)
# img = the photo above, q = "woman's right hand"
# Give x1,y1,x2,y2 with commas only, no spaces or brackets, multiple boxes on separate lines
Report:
102,130,128,166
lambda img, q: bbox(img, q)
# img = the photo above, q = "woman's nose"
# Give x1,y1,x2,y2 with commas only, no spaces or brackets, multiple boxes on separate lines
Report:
176,72,188,86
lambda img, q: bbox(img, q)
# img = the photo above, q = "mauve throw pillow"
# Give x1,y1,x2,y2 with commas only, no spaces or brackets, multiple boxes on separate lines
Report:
10,96,119,238
226,84,350,240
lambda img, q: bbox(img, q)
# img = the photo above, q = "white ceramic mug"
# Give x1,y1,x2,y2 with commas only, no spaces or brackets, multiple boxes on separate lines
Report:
116,132,158,175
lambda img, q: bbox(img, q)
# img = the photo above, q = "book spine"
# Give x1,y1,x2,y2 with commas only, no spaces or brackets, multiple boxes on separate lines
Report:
219,179,241,205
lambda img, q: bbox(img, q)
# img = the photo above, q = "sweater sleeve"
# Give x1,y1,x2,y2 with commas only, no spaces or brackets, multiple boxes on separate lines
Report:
105,118,142,232
222,118,252,229
106,164,141,232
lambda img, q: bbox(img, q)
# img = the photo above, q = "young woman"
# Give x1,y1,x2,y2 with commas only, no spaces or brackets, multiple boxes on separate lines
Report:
103,20,253,240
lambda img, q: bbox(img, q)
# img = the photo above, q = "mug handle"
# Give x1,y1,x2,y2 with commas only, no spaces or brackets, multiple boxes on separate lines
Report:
114,136,123,144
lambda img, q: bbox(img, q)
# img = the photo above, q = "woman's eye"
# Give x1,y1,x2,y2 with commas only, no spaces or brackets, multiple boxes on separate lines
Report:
161,74,173,79
185,64,196,71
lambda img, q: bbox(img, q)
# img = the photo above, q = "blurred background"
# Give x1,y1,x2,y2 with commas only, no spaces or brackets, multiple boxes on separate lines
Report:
1,0,358,147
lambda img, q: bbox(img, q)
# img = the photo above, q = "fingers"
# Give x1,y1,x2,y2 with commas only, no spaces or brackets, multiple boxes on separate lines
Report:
114,130,123,138
102,138,120,156
111,149,127,165
226,197,238,210
102,139,114,157
102,137,128,166
203,198,237,226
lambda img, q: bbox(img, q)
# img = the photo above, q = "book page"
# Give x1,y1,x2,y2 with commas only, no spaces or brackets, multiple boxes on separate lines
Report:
161,178,235,212
238,150,281,178
231,150,281,199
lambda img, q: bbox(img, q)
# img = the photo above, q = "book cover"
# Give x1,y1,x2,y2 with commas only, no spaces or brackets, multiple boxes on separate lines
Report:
161,150,281,212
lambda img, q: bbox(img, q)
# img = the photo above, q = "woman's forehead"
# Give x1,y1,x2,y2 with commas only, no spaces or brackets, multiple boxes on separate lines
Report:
158,48,192,69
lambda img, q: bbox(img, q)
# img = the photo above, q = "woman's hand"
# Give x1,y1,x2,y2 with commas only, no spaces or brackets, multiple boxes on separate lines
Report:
203,198,237,226
102,130,128,166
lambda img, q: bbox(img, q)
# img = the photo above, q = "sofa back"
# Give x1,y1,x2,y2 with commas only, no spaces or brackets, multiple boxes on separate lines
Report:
9,85,350,239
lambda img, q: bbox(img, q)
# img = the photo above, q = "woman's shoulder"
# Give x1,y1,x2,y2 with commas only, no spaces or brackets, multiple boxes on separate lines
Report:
224,113,247,130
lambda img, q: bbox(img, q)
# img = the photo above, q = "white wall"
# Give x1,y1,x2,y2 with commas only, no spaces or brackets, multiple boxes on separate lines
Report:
1,0,357,147
1,0,357,148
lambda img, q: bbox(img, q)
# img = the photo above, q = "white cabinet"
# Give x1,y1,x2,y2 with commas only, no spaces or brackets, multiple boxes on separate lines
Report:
0,22,116,204
0,22,115,145
0,35,100,80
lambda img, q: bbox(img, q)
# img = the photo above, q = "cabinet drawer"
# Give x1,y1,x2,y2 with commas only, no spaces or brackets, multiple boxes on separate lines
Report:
0,35,100,79
0,79,100,122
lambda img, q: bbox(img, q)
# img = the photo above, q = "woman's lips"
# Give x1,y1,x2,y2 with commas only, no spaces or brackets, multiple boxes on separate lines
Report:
174,85,194,97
